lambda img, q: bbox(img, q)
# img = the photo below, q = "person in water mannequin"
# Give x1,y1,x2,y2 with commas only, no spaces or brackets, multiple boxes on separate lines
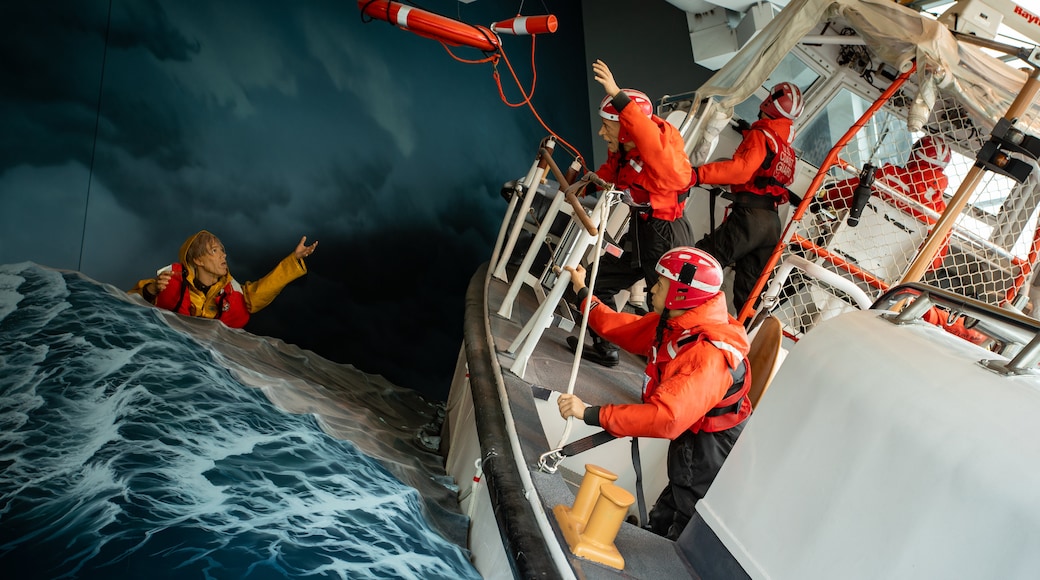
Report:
129,230,317,328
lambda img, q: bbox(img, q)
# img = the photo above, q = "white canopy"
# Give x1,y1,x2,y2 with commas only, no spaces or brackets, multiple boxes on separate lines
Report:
687,0,1038,163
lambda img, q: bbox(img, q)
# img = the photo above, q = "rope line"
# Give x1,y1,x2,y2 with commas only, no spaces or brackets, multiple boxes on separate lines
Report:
79,0,113,272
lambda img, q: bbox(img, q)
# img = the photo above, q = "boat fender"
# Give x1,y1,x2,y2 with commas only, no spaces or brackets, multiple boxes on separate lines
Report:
358,0,500,52
491,15,558,36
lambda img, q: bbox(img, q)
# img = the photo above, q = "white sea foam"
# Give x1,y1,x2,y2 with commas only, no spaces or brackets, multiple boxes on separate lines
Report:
0,268,27,323
0,263,477,580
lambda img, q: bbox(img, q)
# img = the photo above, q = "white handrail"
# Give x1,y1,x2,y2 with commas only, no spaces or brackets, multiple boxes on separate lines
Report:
760,255,875,312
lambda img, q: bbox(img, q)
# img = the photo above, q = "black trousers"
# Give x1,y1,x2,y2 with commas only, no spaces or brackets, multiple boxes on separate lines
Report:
696,205,781,313
591,213,693,310
646,421,746,540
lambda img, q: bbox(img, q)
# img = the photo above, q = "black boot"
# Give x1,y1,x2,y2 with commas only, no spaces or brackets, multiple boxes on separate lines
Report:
565,335,620,367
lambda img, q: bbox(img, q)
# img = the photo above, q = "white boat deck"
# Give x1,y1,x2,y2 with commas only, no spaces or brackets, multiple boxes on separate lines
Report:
450,261,702,579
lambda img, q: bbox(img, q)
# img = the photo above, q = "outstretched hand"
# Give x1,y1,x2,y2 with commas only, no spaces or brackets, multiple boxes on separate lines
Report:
592,59,620,98
294,236,318,260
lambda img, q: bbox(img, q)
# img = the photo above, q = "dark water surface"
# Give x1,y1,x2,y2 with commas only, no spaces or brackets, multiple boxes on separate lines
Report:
0,262,478,579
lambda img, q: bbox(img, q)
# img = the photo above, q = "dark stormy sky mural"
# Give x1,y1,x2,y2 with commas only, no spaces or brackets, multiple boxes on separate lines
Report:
0,0,591,400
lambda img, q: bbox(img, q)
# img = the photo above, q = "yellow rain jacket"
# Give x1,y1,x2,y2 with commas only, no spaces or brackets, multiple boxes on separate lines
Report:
129,230,307,328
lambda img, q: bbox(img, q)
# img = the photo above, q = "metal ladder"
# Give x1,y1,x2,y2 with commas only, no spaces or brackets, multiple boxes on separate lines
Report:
488,139,627,378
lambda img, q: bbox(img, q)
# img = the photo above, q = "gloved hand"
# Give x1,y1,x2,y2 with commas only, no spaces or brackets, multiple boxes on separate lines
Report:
733,118,752,134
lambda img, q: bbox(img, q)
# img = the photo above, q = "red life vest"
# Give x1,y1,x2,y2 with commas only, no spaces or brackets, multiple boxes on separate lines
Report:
646,329,752,433
153,263,251,328
743,127,797,204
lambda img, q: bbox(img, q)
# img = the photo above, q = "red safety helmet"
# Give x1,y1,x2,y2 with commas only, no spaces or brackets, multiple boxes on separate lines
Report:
759,82,803,121
911,135,952,168
598,89,654,122
654,247,723,310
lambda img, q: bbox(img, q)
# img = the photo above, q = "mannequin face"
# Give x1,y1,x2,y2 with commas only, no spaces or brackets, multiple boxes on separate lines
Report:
599,119,621,153
193,240,228,284
651,276,669,315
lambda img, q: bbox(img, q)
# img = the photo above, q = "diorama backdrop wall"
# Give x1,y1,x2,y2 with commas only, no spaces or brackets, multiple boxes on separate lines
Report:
1,0,709,400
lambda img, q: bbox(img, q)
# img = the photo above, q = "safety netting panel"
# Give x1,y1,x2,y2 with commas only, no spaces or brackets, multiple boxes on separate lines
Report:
762,89,1038,340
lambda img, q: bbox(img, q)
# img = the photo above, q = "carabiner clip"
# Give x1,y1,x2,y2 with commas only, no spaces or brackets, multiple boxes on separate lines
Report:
537,448,565,474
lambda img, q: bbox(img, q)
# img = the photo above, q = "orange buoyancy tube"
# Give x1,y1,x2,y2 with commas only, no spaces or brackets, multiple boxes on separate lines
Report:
358,0,500,51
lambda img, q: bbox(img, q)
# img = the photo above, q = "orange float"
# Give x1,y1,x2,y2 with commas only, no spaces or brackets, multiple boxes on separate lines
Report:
491,15,558,36
358,0,500,51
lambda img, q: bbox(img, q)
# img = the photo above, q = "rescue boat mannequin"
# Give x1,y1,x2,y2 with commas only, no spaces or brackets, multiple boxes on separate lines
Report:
129,230,317,328
567,59,694,367
558,247,751,540
692,82,804,314
819,135,951,215
817,135,952,271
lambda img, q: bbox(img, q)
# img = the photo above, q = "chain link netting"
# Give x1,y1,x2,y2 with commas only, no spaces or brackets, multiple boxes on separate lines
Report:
757,86,1039,340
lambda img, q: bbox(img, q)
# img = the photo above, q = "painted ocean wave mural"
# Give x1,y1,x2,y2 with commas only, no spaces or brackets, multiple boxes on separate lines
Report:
0,262,478,579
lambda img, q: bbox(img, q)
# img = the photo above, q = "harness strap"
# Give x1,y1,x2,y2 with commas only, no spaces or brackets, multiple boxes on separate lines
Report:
724,190,782,210
626,183,690,220
629,206,642,268
709,187,721,234
753,175,789,190
705,360,747,417
631,437,648,526
761,144,777,171
559,429,617,457
675,334,749,419
759,128,779,170
172,265,189,314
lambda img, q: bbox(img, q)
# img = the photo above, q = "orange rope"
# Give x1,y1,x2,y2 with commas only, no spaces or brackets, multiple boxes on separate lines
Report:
440,31,587,171
496,40,586,170
493,35,535,108
364,1,588,169
440,43,497,65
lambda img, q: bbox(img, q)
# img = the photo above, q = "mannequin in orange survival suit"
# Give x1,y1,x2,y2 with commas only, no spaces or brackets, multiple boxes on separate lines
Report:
559,247,751,540
693,82,804,314
814,135,987,343
817,135,953,271
129,230,318,328
567,60,694,367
